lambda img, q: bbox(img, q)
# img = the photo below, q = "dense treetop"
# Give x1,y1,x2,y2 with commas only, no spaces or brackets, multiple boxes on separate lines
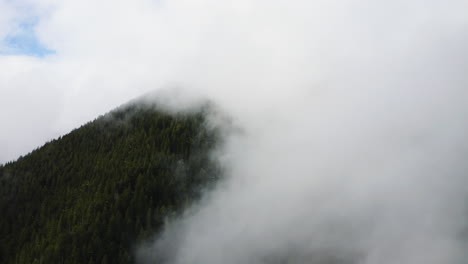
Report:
0,101,222,264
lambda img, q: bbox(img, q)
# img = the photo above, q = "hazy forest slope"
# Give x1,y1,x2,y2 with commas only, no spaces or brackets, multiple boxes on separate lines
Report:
0,101,221,264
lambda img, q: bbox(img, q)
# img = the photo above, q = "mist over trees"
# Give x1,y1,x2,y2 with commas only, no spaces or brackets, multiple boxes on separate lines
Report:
0,102,221,264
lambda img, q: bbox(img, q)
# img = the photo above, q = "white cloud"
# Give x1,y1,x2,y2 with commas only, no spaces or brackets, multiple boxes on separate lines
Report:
0,0,18,51
1,0,468,263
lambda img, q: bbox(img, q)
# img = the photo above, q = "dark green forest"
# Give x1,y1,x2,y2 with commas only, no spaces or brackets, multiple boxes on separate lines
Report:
0,102,222,264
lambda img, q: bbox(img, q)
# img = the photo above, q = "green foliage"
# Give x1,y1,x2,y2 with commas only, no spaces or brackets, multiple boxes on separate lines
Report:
0,103,221,264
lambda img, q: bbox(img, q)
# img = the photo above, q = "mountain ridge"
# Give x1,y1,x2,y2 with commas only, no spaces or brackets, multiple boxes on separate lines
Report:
0,99,222,264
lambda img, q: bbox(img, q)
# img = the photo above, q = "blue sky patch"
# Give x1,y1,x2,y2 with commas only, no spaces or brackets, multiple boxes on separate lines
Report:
1,20,55,57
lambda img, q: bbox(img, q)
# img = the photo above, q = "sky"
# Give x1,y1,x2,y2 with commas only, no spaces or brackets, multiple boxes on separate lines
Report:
2,1,468,263
1,22,54,57
0,0,467,164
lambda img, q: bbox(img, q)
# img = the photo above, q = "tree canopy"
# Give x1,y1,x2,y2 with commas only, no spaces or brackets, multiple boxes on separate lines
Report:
0,102,221,264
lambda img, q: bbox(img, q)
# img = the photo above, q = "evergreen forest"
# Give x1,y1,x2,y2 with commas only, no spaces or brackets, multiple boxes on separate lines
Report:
0,102,221,264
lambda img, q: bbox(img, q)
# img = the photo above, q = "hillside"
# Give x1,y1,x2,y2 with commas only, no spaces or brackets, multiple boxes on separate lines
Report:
0,101,222,264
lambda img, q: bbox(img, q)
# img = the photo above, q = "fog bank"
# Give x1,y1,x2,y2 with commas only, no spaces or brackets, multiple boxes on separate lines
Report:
1,0,468,263
136,1,468,264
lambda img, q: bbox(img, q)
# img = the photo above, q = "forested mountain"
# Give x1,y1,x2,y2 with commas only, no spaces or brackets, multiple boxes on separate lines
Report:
0,101,222,264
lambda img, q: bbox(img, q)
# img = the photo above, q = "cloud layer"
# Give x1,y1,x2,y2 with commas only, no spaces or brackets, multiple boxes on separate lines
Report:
2,0,468,263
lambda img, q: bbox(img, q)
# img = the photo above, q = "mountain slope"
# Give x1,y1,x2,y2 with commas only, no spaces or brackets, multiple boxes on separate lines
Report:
0,101,221,264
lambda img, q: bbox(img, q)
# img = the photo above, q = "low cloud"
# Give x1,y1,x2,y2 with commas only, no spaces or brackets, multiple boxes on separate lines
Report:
1,0,468,263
